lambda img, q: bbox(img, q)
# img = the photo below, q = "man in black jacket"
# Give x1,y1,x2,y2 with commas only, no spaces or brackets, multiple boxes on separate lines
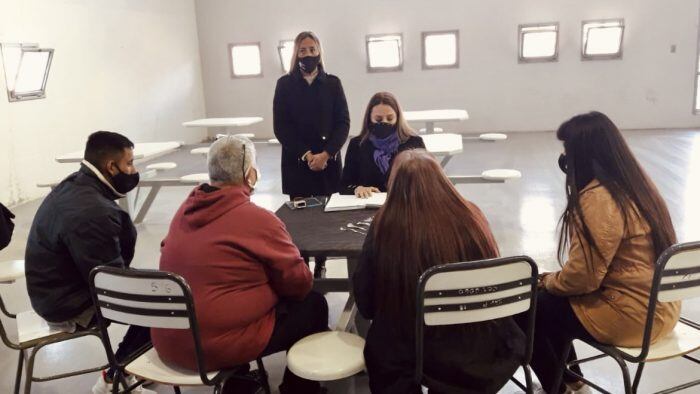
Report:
25,131,153,394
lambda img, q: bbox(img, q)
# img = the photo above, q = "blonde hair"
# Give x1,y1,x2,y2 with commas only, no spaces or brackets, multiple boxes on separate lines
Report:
289,31,324,74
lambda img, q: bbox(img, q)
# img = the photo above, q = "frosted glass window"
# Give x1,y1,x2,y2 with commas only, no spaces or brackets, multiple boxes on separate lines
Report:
366,34,403,72
278,40,294,73
229,43,262,78
582,20,624,59
422,31,459,69
519,24,558,62
1,43,53,102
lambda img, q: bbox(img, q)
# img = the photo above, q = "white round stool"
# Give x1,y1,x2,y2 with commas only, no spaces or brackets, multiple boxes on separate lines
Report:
481,169,522,181
0,260,25,284
180,173,210,184
146,162,177,171
287,331,365,381
190,147,210,156
479,133,507,141
419,127,443,133
267,138,280,144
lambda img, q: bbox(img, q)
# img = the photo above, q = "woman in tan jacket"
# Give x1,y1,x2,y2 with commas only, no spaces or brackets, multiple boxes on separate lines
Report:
521,111,680,393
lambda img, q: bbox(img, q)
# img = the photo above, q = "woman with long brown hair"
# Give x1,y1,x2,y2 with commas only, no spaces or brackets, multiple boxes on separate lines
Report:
340,92,424,197
353,149,526,393
520,111,680,393
273,31,350,276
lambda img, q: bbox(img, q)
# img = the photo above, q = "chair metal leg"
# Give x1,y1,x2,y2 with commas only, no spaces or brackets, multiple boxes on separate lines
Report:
523,364,534,394
23,348,38,394
173,386,182,394
607,353,633,394
632,362,645,393
14,349,24,394
213,384,221,394
256,358,271,394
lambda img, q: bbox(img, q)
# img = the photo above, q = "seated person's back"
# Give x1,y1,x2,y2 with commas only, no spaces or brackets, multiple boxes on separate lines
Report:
152,136,320,383
353,149,526,394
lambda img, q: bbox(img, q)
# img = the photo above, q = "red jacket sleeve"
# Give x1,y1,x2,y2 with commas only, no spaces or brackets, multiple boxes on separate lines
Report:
257,210,313,300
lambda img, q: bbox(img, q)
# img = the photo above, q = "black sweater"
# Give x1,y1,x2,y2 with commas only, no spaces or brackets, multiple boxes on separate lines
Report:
339,135,425,195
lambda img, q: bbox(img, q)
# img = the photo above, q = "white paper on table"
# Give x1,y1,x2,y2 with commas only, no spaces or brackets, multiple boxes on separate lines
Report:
324,193,387,212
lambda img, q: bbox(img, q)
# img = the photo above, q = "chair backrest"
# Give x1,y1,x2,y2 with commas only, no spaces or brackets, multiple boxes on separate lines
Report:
657,241,700,303
88,266,214,385
414,256,538,382
627,241,700,363
91,267,192,329
419,257,536,326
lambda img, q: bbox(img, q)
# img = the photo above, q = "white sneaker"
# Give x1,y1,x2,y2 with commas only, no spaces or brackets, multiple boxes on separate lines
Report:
91,372,156,394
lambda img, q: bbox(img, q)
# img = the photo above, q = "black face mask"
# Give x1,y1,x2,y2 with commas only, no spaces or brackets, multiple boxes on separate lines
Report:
111,167,140,194
558,153,568,174
299,55,320,73
370,122,396,139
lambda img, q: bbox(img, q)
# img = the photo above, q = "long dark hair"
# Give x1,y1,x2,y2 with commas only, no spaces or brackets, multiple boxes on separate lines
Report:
556,111,676,265
373,150,499,322
358,92,416,144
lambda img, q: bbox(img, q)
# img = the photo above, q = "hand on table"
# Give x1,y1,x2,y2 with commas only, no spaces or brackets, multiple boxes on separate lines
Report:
308,152,330,171
354,186,379,199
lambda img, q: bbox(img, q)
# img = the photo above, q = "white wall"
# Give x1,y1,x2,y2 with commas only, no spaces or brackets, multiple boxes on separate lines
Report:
0,0,206,206
194,0,700,139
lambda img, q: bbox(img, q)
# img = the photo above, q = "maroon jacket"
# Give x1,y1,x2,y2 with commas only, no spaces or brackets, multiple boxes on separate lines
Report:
151,185,312,370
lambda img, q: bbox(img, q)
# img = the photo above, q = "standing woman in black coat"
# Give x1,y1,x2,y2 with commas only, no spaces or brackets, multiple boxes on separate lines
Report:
273,31,350,276
340,92,424,197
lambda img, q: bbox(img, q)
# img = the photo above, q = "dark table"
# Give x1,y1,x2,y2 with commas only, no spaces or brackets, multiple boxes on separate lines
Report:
275,203,375,332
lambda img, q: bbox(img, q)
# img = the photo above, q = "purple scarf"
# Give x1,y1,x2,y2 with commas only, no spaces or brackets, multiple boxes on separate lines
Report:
368,132,400,174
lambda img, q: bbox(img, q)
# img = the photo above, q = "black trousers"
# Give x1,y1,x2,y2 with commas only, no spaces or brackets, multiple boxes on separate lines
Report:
106,325,151,379
260,291,329,394
514,290,594,394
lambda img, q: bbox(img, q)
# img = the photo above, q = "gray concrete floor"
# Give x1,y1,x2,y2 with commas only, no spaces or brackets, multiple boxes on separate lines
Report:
1,130,699,393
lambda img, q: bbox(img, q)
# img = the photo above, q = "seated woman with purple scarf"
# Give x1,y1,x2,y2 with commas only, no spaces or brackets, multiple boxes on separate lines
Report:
340,92,425,198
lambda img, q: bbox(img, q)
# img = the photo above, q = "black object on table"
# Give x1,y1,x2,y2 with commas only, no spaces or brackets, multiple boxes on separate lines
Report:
275,203,375,333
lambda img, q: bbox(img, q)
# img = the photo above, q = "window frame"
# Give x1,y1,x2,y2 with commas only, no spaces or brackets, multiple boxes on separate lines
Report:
228,42,263,79
421,29,460,70
365,33,404,73
277,39,294,73
1,43,54,102
518,22,559,63
581,18,625,61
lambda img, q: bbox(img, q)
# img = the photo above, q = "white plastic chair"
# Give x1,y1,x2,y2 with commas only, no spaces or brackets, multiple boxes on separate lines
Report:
556,241,700,394
89,266,270,394
415,256,538,393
